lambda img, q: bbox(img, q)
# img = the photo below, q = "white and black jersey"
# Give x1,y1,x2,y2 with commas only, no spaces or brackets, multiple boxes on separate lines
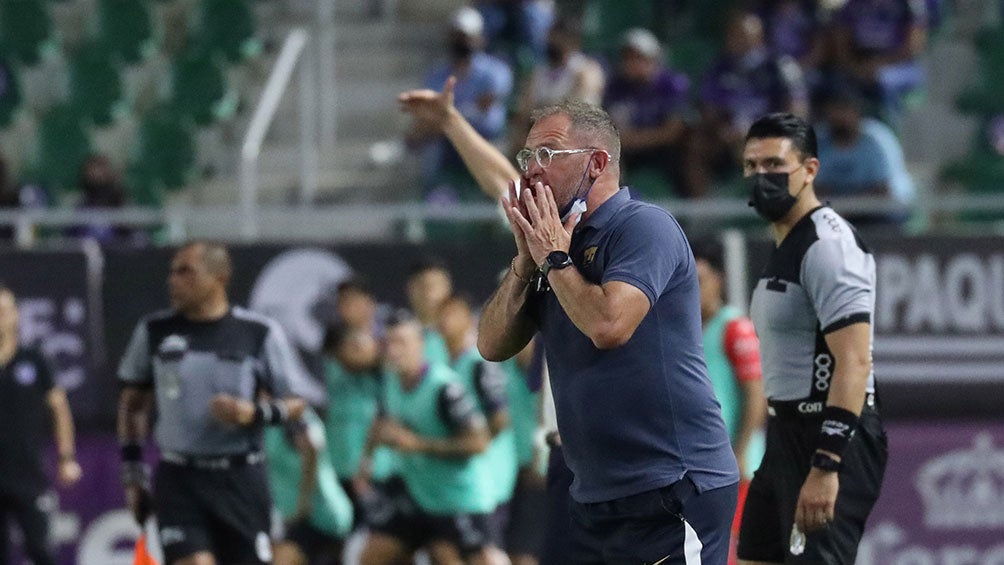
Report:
750,206,876,402
118,306,297,455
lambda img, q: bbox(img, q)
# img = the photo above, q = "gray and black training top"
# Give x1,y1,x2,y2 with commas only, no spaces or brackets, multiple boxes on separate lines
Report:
750,206,876,403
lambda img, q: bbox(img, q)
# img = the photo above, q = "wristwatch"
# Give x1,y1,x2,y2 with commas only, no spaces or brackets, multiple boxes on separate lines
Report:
811,451,843,473
541,250,574,279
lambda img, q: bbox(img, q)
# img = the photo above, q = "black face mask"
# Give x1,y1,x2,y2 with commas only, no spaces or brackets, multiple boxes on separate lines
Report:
747,172,799,222
449,40,475,60
546,43,564,65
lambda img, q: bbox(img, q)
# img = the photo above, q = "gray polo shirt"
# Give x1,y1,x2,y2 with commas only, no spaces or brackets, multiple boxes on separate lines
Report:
750,206,876,402
118,307,297,455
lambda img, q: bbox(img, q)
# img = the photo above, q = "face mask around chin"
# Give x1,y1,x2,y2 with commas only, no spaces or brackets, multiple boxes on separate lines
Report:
747,172,798,222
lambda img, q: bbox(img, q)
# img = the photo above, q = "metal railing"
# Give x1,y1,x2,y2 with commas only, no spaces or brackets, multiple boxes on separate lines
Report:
3,194,1004,247
239,28,316,240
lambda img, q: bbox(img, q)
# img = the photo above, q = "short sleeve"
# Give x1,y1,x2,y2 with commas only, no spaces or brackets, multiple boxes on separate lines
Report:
437,382,486,434
723,318,762,383
473,361,509,416
118,321,152,385
801,235,875,334
261,320,298,397
601,206,687,306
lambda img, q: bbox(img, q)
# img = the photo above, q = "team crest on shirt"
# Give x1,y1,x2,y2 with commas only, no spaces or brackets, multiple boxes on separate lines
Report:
583,246,598,266
13,362,37,386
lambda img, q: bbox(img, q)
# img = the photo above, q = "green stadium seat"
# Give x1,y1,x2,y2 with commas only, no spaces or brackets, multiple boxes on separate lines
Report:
68,41,125,126
170,45,236,126
128,106,196,205
32,104,91,193
0,54,22,128
668,36,717,88
0,0,55,66
941,123,1004,223
199,0,262,64
99,0,155,65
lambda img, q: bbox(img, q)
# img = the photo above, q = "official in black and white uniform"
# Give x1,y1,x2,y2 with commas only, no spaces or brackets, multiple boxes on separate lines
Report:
736,113,888,565
0,285,82,565
117,241,305,565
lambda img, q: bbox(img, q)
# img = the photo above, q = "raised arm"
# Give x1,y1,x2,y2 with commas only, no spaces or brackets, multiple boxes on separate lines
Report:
400,76,520,199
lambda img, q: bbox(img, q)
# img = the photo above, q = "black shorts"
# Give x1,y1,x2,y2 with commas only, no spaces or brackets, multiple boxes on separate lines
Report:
504,472,548,556
0,488,56,565
153,459,273,564
737,403,888,564
567,474,737,564
366,477,492,555
283,520,344,560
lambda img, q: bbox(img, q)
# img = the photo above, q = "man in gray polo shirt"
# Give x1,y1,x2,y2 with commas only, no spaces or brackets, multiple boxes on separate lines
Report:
737,113,887,564
117,241,305,565
478,99,739,564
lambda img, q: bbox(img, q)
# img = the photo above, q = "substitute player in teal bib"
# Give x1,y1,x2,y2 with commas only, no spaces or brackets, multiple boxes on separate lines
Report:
357,313,495,565
266,408,354,564
439,296,518,553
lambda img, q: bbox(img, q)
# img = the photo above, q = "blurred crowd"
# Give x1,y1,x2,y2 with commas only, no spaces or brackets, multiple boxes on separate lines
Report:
406,0,932,229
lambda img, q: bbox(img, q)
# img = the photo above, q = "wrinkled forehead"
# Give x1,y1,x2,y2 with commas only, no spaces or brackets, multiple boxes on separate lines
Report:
525,113,575,149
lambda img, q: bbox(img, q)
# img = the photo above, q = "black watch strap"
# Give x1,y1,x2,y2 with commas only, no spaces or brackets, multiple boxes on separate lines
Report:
811,451,843,473
542,251,573,279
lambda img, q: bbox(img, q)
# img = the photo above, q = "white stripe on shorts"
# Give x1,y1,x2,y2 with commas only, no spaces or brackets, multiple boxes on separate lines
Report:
683,520,703,564
650,520,704,565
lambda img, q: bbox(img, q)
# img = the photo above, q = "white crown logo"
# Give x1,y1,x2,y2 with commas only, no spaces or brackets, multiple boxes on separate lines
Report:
917,433,1004,529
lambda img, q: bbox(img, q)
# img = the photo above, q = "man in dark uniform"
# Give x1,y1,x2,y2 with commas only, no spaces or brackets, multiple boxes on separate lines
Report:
117,241,305,565
737,113,887,564
0,284,81,565
479,99,739,564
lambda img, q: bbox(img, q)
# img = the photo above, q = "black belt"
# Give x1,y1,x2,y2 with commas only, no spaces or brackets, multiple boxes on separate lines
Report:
767,392,876,419
161,451,265,470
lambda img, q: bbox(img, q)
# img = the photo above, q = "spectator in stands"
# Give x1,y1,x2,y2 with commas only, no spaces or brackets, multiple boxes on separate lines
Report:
510,16,606,154
475,0,554,62
67,154,145,246
407,7,513,203
832,0,927,121
749,0,826,84
603,28,693,198
335,279,381,337
814,83,915,228
685,11,808,196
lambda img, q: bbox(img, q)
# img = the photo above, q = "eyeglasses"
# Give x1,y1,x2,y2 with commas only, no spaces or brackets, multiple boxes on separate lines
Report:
515,146,604,173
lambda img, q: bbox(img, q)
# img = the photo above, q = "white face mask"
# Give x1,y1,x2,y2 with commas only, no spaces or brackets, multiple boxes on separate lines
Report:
562,198,587,224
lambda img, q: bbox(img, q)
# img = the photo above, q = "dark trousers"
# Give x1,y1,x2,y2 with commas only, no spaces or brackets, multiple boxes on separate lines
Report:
0,490,56,565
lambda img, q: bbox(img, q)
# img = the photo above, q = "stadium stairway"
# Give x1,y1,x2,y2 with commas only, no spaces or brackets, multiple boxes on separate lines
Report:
187,1,444,207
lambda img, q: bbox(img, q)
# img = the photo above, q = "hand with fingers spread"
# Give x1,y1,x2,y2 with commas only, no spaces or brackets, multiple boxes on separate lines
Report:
510,182,581,267
794,467,839,532
398,76,457,132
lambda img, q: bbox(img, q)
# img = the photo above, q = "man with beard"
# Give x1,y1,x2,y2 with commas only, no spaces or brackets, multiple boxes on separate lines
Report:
478,99,739,564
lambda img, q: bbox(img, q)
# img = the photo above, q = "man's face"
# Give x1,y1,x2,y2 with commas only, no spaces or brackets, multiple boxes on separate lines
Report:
384,323,424,379
824,103,860,142
437,300,471,343
521,113,597,214
336,330,379,373
168,245,220,313
741,136,813,196
407,269,452,321
337,289,375,330
695,259,722,317
0,290,18,336
621,48,657,83
725,14,763,56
